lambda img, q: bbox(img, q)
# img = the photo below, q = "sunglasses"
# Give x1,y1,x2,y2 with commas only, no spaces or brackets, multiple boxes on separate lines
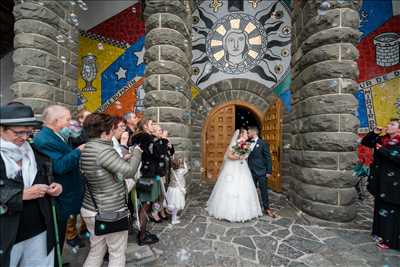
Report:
8,128,33,137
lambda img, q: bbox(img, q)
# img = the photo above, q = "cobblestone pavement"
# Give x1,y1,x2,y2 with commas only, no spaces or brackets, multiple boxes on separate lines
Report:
64,183,400,266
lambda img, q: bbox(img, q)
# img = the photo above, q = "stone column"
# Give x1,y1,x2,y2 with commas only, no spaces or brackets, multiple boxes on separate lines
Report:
143,0,193,178
288,0,362,223
10,0,79,113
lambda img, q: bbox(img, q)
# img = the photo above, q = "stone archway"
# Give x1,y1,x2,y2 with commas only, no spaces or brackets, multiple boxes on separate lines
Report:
201,100,263,183
190,78,277,183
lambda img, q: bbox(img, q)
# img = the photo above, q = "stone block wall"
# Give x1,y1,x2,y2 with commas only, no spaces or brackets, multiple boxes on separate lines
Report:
143,0,193,179
10,0,79,113
286,0,362,223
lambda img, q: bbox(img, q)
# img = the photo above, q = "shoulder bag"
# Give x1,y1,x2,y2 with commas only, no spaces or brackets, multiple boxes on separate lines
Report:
86,182,130,236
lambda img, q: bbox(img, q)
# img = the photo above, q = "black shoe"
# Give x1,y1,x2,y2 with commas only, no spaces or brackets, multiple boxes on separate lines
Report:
103,252,109,262
144,231,159,242
137,232,159,246
66,236,85,248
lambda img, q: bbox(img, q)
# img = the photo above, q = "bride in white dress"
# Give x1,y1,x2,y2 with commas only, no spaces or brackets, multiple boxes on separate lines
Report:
207,129,262,222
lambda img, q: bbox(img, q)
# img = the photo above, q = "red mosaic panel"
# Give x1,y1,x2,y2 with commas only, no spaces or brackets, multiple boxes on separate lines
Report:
88,3,145,45
357,15,400,83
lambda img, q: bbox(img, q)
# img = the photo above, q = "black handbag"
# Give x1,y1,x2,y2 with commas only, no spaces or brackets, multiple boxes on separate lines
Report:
0,177,23,215
86,182,130,236
135,177,154,192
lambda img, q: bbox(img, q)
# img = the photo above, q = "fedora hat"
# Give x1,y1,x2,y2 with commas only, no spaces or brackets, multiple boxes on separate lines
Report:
0,104,43,128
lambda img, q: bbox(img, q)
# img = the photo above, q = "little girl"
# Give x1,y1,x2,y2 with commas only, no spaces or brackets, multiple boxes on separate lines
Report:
166,158,188,224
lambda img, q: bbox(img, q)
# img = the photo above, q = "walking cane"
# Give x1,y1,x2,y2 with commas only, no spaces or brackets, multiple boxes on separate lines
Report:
50,198,63,267
44,158,63,267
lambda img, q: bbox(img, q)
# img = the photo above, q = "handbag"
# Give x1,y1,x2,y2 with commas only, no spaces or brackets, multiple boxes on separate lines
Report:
0,177,24,214
133,162,154,193
86,182,130,236
135,177,154,192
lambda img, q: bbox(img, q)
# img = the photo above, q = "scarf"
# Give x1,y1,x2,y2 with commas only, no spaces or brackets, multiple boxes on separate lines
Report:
0,138,37,188
112,136,123,157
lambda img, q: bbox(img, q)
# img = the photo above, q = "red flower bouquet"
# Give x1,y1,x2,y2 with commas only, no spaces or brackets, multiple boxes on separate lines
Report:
231,141,251,157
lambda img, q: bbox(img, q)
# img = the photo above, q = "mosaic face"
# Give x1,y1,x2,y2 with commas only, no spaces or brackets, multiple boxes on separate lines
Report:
225,31,247,58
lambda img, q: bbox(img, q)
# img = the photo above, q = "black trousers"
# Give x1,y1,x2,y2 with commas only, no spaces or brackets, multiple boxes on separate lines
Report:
252,173,270,209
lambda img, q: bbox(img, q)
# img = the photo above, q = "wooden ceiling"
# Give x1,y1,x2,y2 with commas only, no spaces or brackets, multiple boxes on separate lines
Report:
0,0,14,58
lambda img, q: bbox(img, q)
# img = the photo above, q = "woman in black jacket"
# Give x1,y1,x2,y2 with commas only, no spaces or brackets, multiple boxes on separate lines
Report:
130,119,161,246
153,128,175,220
0,104,62,267
361,119,400,250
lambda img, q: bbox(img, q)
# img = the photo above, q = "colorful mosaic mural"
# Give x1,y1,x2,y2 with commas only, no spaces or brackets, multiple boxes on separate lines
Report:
356,0,400,133
77,3,145,116
355,0,400,166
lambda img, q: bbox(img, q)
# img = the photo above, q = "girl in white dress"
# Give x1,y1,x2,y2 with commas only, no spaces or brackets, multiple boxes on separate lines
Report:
207,129,262,222
166,158,188,224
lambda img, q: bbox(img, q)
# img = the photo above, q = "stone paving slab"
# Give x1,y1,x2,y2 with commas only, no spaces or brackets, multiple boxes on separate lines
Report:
146,184,400,267
63,183,400,266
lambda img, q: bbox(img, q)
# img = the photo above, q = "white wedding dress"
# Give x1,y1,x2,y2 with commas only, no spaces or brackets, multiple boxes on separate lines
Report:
206,130,262,222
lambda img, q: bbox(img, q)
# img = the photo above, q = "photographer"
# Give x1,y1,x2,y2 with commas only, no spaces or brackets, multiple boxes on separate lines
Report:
361,119,400,250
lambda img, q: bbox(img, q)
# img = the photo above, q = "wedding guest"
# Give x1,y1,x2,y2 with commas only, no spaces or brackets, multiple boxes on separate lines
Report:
66,108,92,148
166,158,188,224
77,108,92,127
111,116,129,158
80,113,142,266
63,109,92,251
0,104,62,267
152,124,171,221
361,119,400,250
160,129,175,184
123,112,140,146
110,116,135,192
130,119,161,245
33,105,85,258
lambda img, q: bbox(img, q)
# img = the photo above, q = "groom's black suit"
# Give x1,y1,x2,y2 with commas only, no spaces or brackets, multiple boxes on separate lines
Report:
247,137,272,209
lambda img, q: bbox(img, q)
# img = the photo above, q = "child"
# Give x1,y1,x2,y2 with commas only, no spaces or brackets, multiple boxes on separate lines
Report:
166,158,188,224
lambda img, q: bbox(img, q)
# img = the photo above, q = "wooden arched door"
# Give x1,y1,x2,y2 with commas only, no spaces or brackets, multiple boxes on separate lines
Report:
202,101,264,183
261,98,283,192
203,104,236,183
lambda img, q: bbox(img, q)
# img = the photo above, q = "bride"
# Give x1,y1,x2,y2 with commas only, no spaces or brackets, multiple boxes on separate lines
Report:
207,129,262,222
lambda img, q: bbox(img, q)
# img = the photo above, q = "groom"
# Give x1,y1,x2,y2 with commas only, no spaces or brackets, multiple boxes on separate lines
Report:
247,126,276,218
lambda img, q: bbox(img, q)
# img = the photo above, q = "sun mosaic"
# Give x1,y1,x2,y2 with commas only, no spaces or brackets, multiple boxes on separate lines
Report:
206,13,267,74
192,0,291,90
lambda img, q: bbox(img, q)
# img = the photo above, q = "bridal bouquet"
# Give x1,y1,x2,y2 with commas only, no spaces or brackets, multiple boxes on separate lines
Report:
231,141,251,157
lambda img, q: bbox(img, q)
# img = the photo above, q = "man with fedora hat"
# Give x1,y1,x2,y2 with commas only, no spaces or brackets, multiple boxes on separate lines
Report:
0,103,63,267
